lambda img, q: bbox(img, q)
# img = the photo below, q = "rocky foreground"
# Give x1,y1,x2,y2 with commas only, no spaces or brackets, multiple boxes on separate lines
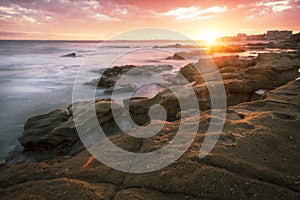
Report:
1,52,300,199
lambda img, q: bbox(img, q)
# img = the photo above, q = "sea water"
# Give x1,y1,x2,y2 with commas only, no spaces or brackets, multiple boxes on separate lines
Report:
0,40,281,162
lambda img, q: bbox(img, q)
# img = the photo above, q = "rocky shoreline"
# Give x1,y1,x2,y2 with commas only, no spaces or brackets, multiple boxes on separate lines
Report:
1,52,300,199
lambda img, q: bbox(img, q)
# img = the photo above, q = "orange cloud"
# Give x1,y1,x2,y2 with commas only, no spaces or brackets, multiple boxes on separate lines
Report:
161,6,227,20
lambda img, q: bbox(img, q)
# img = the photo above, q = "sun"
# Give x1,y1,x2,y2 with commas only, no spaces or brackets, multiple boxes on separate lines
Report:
199,30,221,45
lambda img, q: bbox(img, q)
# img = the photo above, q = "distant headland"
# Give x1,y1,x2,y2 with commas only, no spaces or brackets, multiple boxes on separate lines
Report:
220,30,300,41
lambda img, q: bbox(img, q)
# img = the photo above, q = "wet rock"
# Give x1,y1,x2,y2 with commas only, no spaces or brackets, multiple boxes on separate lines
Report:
61,52,76,57
167,50,206,60
103,84,136,94
209,45,246,53
180,52,300,106
19,109,75,151
6,99,122,163
87,65,173,88
153,43,202,48
1,80,300,199
127,53,300,125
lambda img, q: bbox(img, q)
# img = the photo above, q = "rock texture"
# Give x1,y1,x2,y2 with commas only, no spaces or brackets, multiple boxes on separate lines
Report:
1,52,300,199
6,99,122,163
127,53,300,124
1,79,299,199
87,65,174,88
167,45,246,60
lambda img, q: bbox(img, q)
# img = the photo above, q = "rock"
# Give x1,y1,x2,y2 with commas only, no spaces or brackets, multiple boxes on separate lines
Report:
0,177,115,200
1,80,300,199
97,65,135,88
176,63,203,83
103,84,136,94
6,99,122,163
127,85,200,125
209,45,246,53
178,52,300,106
126,52,300,125
153,43,202,48
167,50,206,60
88,65,173,88
61,52,76,57
70,99,122,125
19,109,76,151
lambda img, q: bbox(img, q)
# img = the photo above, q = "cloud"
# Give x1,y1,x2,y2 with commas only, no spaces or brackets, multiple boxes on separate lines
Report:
255,0,293,13
0,30,108,39
22,15,36,23
92,13,121,21
245,14,255,20
112,7,128,15
0,4,41,23
243,0,294,20
0,6,19,15
161,6,227,20
0,0,299,40
0,0,124,24
263,0,292,12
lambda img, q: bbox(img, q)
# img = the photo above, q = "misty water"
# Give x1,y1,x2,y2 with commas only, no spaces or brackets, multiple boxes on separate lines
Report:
0,40,196,162
0,40,285,162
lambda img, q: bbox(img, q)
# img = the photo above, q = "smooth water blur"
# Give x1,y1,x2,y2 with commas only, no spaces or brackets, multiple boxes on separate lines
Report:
0,40,197,162
0,39,284,162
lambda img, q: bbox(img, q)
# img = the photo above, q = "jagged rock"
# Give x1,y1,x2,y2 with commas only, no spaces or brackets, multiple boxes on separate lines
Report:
103,84,136,94
61,52,76,57
127,85,194,125
209,44,246,53
167,45,246,60
127,53,300,125
167,50,206,60
86,65,173,88
153,43,202,48
19,109,76,151
6,99,122,163
1,80,299,199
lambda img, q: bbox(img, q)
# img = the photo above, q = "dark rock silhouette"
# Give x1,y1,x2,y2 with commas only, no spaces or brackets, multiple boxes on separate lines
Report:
61,52,76,57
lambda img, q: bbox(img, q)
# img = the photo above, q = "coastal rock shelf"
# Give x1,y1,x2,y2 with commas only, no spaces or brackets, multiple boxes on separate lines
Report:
86,64,174,89
1,79,299,199
1,52,300,199
167,45,246,59
128,53,300,123
6,52,300,162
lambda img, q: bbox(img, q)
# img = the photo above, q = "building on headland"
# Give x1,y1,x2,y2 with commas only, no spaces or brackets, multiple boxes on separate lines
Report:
265,30,293,40
219,30,293,41
236,33,247,41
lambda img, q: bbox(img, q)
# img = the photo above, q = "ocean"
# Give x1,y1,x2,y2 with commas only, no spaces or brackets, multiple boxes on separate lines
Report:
0,40,285,162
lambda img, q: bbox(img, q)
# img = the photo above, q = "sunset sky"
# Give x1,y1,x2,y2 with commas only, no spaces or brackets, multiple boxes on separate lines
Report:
0,0,299,40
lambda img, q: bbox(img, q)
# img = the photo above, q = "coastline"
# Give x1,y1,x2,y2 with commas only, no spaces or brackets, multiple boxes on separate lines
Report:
1,43,300,198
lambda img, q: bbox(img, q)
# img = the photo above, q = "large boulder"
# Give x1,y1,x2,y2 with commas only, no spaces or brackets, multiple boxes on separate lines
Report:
19,109,75,151
7,99,122,163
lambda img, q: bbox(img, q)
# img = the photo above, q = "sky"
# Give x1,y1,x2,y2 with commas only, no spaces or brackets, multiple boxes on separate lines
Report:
0,0,299,40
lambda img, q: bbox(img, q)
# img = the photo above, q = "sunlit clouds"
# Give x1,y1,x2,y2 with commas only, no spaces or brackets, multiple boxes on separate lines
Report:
259,0,292,13
161,6,227,20
0,0,299,40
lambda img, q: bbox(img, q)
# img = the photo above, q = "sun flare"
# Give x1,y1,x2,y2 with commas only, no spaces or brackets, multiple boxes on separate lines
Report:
199,30,221,45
